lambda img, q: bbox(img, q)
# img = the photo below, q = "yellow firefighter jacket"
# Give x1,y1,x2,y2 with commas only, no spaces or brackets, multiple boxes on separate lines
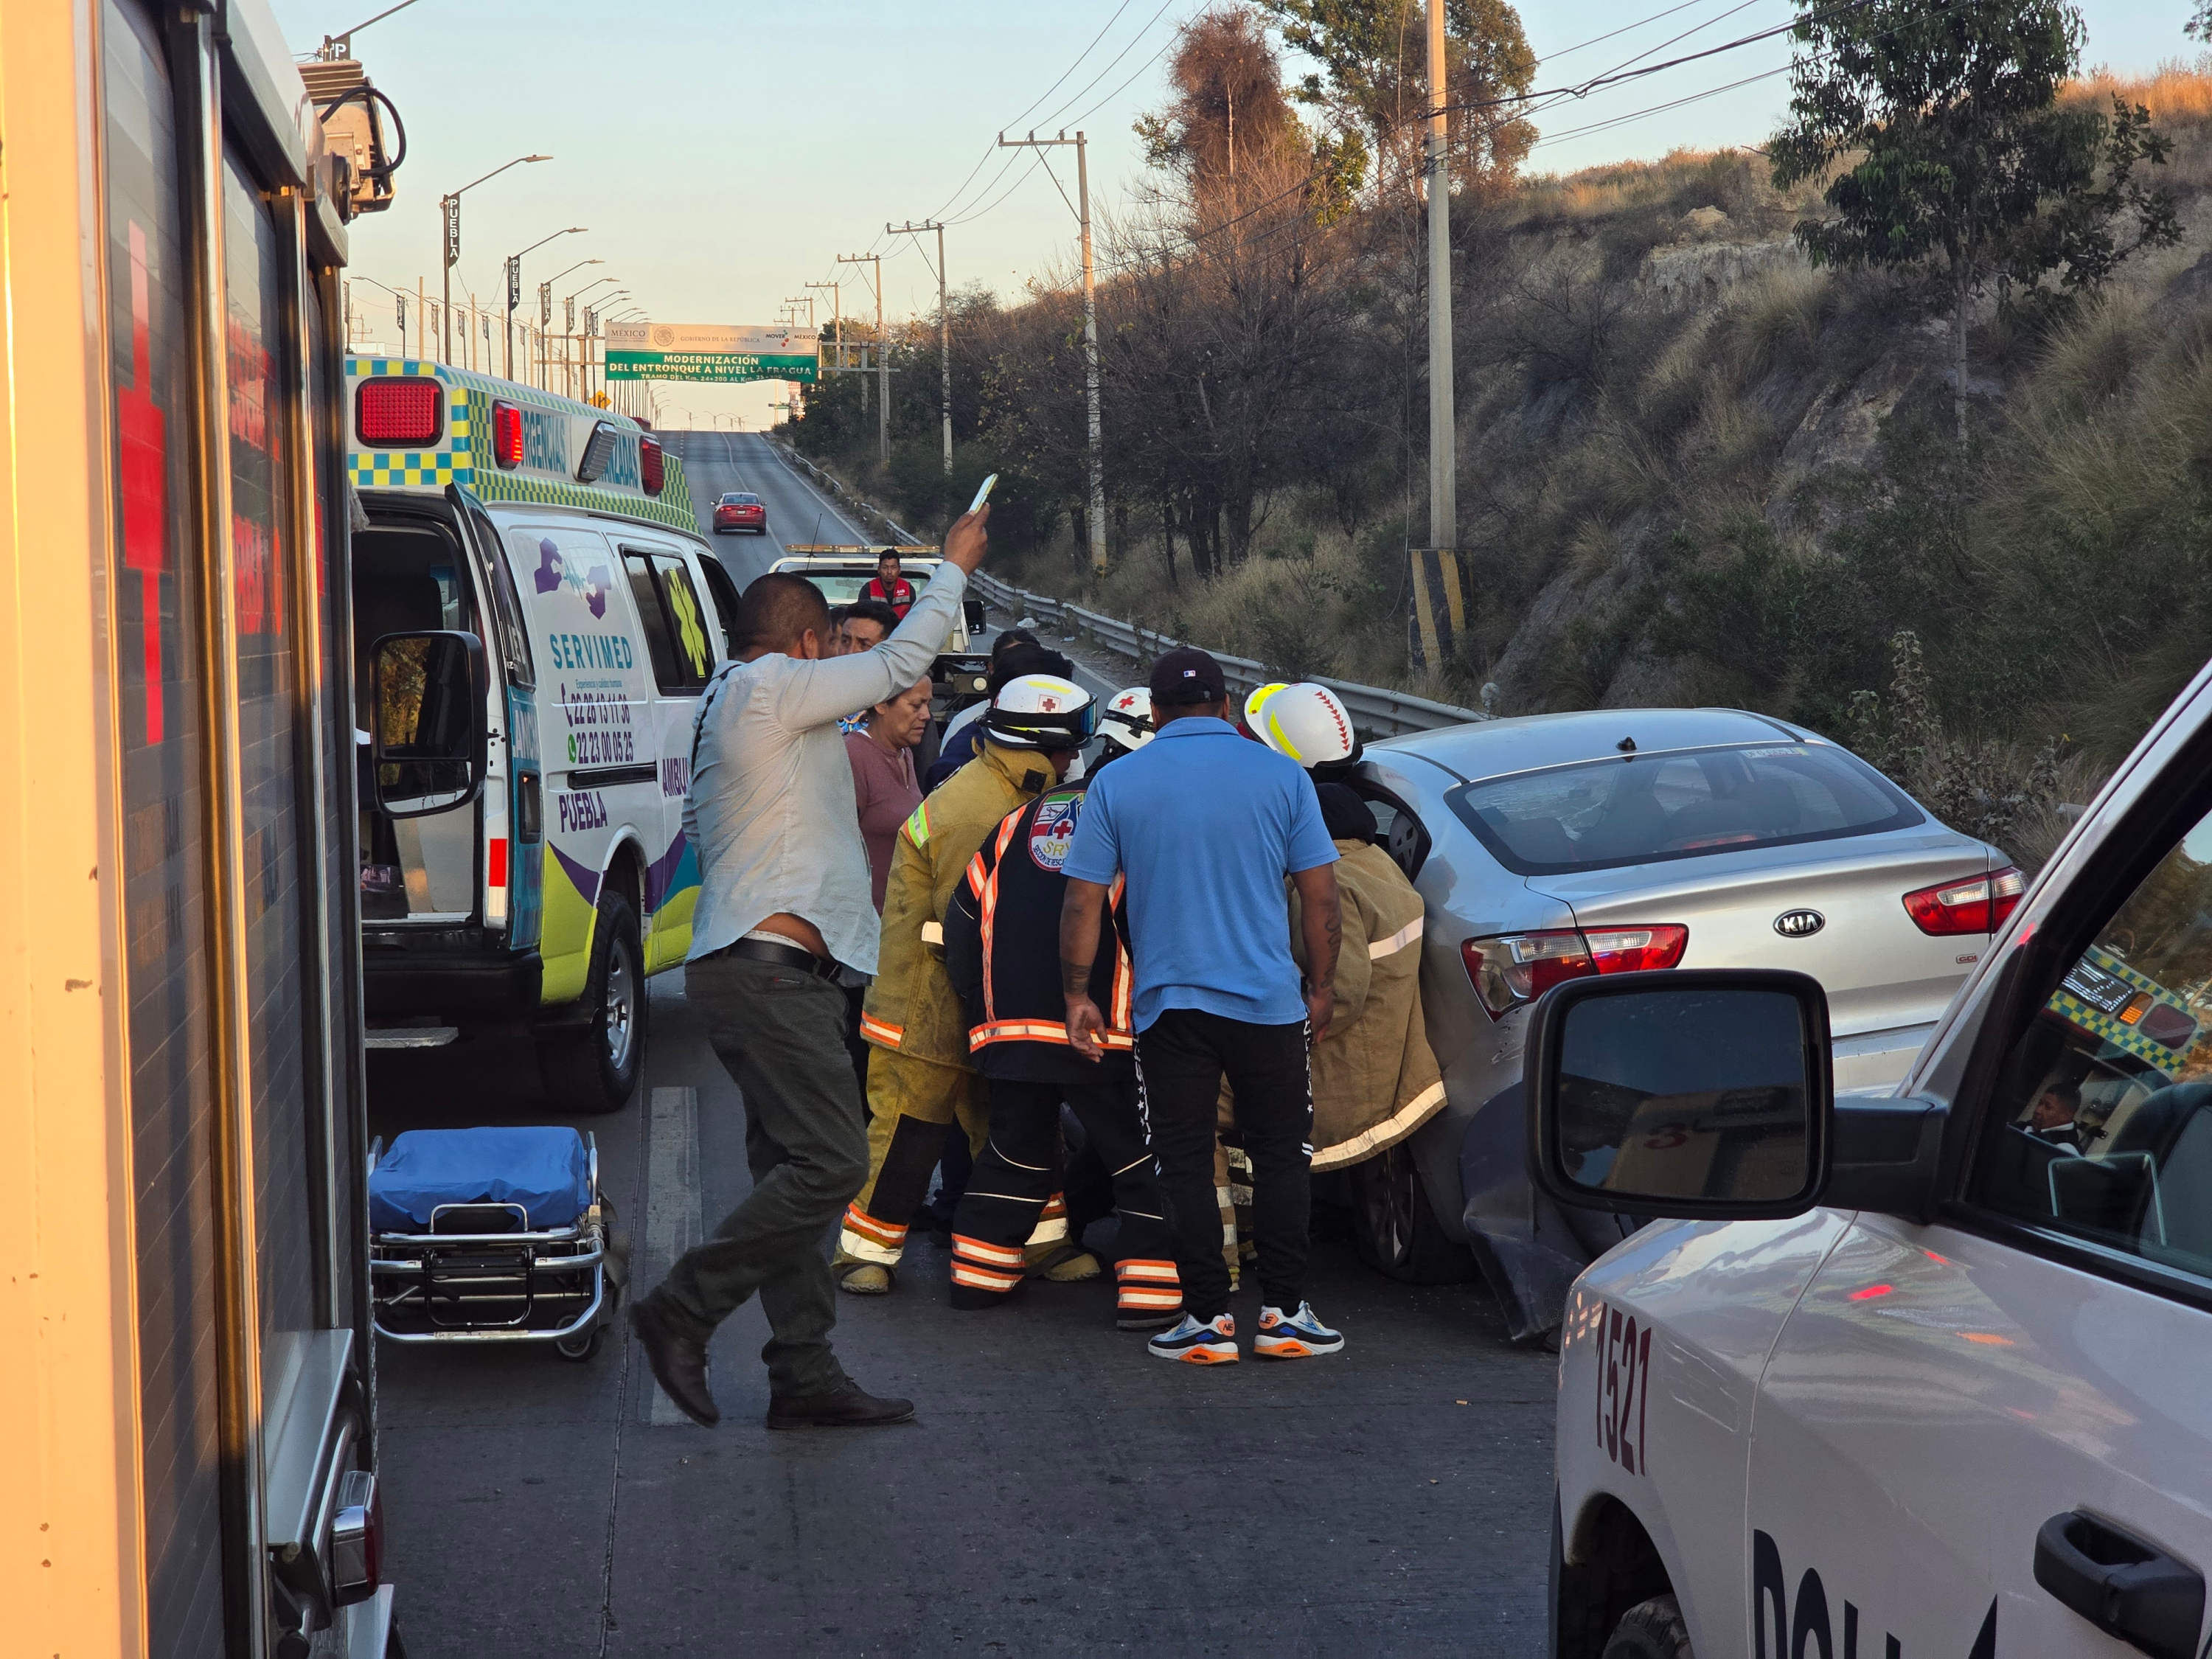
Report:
1292,838,1446,1171
859,740,1058,1068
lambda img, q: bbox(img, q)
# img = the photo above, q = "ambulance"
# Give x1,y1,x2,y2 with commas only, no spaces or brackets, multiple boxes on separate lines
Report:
1528,654,2212,1657
349,358,742,1110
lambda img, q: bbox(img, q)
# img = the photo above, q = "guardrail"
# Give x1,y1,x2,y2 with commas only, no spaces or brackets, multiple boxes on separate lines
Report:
766,442,921,546
970,569,1491,739
760,441,1488,737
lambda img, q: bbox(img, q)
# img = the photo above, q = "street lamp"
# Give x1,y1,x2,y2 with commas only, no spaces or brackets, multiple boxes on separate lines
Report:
503,225,585,379
537,258,600,386
557,275,620,398
440,153,550,362
580,291,628,403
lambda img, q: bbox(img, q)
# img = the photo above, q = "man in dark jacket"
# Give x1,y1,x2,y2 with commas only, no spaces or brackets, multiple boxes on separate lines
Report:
940,716,1181,1330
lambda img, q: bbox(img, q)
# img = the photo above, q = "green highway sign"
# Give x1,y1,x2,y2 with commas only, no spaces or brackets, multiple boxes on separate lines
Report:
602,321,818,383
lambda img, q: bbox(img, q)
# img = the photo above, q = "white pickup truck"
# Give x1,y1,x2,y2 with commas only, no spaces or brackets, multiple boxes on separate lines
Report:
1532,654,2212,1659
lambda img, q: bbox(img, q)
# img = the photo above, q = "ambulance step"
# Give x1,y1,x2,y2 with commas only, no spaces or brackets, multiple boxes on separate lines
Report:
366,1025,460,1051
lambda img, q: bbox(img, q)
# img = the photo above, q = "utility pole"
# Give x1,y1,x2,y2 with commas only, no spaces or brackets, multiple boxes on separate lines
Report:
889,218,950,473
839,251,888,462
1000,128,1106,571
1418,0,1462,669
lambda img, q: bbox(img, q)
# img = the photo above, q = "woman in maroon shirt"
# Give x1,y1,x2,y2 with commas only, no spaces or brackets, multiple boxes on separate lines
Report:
846,676,931,911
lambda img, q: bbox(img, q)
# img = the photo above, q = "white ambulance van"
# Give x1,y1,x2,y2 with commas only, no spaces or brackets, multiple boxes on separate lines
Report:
1528,656,2212,1658
349,358,743,1109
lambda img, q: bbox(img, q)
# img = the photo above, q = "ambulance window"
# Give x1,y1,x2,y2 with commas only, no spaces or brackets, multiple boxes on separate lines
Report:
468,507,533,689
653,556,715,686
697,554,743,658
1975,801,2212,1284
622,550,707,695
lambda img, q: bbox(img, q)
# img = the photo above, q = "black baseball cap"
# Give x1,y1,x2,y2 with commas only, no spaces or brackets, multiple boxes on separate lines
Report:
1150,646,1226,706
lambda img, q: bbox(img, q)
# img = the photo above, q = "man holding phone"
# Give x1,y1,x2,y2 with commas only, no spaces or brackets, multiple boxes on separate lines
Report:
627,504,993,1431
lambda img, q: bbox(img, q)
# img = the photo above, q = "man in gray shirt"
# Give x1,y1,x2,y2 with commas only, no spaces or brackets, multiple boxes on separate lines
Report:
630,510,989,1429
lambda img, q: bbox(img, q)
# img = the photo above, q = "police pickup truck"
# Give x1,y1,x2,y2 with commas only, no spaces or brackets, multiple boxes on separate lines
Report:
1532,655,2212,1659
773,546,991,711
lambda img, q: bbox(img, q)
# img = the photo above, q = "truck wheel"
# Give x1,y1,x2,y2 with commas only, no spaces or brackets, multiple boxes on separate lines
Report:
538,888,646,1114
1344,1143,1478,1285
1604,1596,1693,1659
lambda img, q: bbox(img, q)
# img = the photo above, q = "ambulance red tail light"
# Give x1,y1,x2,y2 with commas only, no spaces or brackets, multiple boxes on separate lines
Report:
639,433,665,495
1903,867,2024,936
1462,925,1688,1020
491,400,523,469
355,376,442,447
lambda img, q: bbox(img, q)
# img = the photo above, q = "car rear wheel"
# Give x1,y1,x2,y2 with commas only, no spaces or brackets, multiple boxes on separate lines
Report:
538,888,647,1114
1603,1596,1693,1659
1344,1143,1478,1284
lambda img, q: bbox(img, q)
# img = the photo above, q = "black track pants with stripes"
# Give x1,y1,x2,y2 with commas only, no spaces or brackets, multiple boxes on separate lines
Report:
950,1075,1180,1320
1136,1008,1312,1321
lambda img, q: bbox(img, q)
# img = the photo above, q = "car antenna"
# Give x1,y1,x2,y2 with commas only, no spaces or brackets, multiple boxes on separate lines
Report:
1616,736,1637,754
808,511,823,546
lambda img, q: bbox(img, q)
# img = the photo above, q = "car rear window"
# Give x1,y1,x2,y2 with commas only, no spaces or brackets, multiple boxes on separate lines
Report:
1444,742,1922,876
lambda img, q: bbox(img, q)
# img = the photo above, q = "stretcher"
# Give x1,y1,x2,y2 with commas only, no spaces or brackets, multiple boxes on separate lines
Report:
367,1126,617,1360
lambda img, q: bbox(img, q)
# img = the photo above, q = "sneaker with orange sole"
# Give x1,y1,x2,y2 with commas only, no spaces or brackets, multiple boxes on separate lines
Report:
1254,1302,1343,1359
1147,1312,1238,1364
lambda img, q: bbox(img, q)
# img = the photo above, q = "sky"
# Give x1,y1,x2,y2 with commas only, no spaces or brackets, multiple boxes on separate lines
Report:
271,0,2205,427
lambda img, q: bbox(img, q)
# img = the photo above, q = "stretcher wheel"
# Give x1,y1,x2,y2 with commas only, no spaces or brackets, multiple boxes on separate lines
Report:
553,1324,604,1362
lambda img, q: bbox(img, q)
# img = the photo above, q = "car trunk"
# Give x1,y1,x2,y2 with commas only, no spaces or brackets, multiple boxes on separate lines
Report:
1528,826,1994,1087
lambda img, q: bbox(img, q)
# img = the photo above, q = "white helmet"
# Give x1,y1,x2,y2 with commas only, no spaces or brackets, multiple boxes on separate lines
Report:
1243,682,1290,733
1251,682,1360,767
983,673,1096,751
1098,686,1155,758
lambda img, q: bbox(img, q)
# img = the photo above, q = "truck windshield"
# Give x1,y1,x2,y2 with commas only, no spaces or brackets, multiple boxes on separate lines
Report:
1445,742,1921,876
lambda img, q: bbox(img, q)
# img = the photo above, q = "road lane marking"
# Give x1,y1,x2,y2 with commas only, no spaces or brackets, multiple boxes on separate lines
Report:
639,1084,703,1425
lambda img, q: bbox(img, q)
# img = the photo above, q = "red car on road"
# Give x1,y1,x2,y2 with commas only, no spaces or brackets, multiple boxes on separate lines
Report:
713,491,767,535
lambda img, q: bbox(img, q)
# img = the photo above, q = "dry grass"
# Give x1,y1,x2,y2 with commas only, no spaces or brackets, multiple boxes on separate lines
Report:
2065,61,2212,128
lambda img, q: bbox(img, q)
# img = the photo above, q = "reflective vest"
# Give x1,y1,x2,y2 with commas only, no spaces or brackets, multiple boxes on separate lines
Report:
942,781,1136,1085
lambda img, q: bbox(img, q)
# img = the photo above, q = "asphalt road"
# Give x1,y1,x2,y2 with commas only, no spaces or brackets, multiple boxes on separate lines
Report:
661,428,874,590
366,438,1557,1657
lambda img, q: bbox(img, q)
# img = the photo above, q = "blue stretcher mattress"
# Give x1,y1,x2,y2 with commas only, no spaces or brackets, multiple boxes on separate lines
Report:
369,1127,591,1233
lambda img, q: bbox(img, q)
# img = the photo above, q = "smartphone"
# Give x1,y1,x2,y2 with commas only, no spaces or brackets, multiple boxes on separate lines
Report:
968,473,998,513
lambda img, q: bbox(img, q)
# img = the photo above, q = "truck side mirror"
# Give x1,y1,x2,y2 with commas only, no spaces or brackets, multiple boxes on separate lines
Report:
1524,969,1833,1219
371,630,487,820
963,598,986,635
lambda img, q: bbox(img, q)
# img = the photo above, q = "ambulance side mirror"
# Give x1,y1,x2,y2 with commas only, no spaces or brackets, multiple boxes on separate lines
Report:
371,630,488,820
1524,970,1833,1220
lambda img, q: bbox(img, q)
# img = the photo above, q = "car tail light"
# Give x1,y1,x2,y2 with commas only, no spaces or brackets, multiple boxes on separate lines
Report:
491,400,523,469
1461,925,1688,1020
639,433,664,495
1902,866,2024,936
355,376,442,447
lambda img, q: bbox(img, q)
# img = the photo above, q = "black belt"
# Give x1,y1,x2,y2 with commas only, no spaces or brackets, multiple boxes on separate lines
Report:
705,936,843,981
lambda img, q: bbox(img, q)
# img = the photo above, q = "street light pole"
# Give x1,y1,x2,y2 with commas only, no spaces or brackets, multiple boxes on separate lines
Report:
888,218,950,473
504,225,585,381
439,153,550,365
999,129,1106,570
565,274,619,399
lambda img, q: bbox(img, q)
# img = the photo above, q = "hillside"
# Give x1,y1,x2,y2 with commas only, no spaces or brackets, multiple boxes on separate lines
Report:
787,68,2212,866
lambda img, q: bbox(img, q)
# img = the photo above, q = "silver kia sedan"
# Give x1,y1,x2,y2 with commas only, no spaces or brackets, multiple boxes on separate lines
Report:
1345,707,2015,1340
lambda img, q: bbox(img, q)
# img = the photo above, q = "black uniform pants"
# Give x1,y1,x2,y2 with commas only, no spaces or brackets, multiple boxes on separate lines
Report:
950,1074,1177,1316
1137,1008,1312,1321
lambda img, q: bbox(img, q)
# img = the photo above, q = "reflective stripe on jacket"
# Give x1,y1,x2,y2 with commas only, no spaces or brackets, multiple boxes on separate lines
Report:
1294,838,1445,1170
942,782,1136,1084
859,741,1057,1065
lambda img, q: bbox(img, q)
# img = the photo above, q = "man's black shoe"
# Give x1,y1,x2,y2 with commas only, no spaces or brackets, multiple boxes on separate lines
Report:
765,1385,917,1430
629,1299,718,1427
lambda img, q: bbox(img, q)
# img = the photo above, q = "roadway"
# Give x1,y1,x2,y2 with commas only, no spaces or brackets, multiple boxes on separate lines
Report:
661,428,878,590
365,435,1556,1657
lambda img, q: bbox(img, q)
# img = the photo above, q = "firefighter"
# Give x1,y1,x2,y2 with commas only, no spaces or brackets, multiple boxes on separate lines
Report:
1218,689,1442,1262
1293,782,1446,1169
835,674,1102,1293
940,686,1183,1329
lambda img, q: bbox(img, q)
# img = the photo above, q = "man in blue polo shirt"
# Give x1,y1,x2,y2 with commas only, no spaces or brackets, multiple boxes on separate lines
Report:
1059,646,1344,1365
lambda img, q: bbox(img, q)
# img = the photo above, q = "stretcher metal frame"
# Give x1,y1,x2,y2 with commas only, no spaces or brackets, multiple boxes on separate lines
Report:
366,1133,613,1359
